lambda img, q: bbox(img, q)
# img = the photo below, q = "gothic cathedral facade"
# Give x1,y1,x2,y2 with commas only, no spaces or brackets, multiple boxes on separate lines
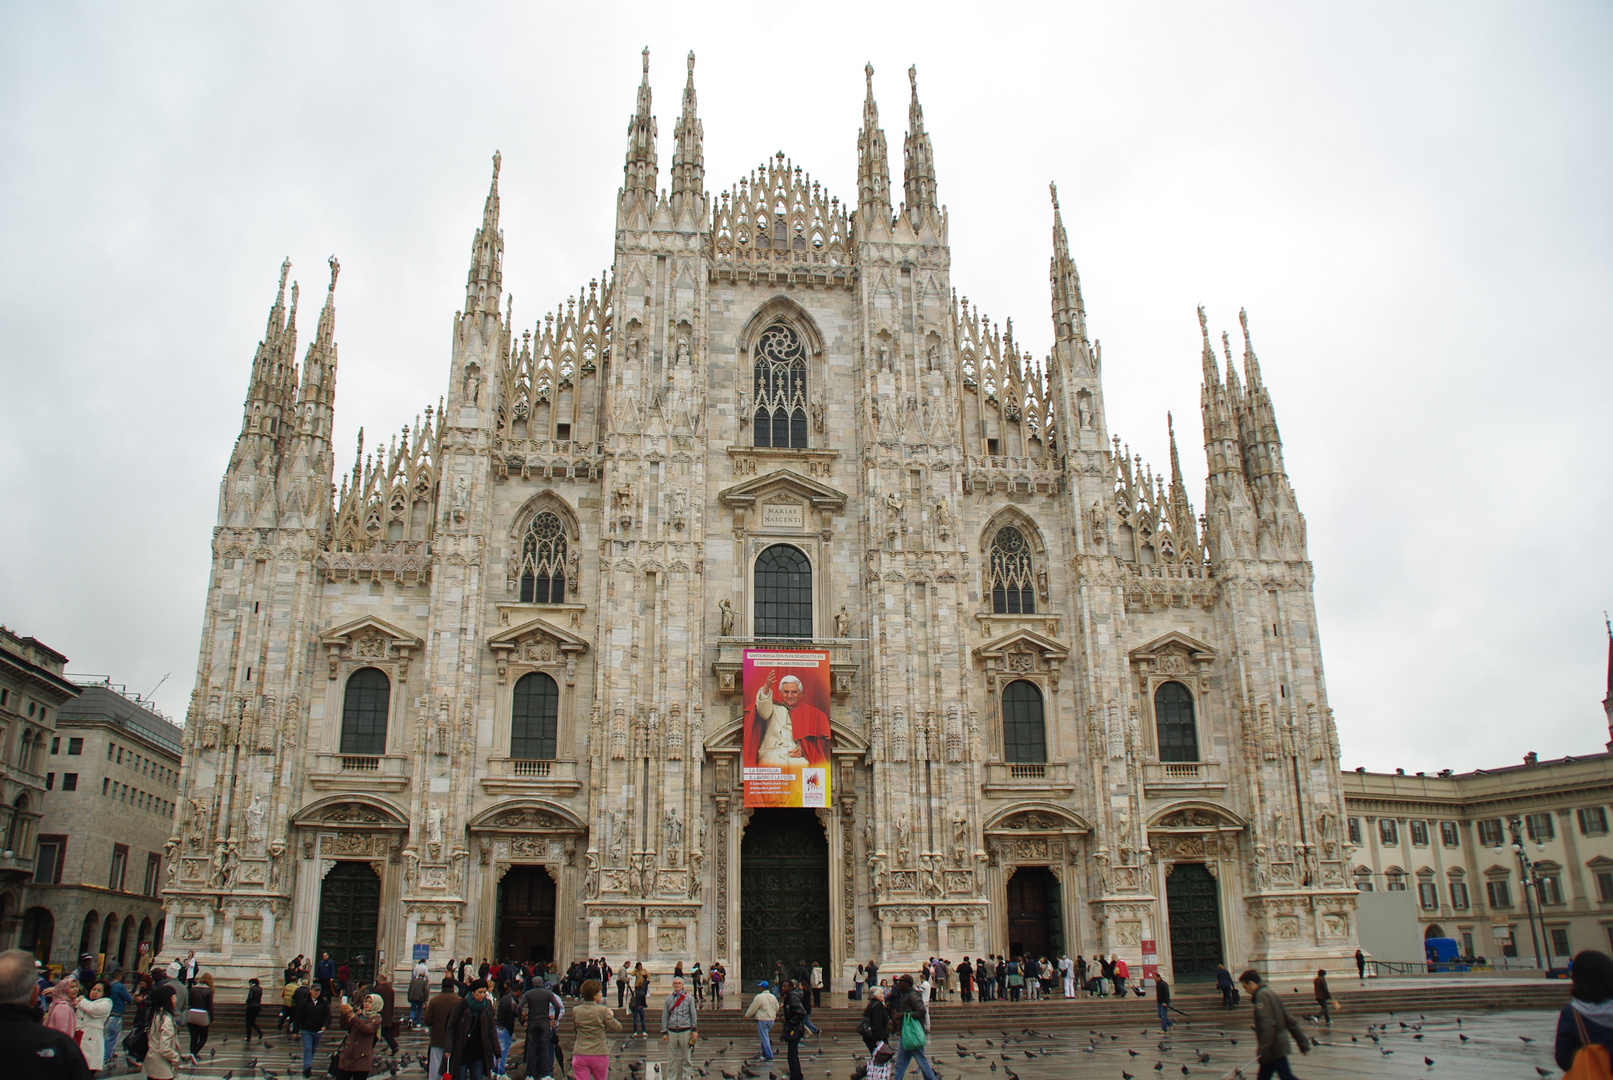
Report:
166,53,1357,987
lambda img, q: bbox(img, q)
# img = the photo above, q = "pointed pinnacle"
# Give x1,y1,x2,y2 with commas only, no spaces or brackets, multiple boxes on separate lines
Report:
1197,305,1210,346
278,257,291,296
1049,182,1060,212
865,61,875,91
687,50,695,76
492,149,502,180
327,255,340,293
642,45,650,74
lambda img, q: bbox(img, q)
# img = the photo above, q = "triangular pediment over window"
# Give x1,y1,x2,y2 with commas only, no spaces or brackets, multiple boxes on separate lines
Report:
718,469,847,512
1128,631,1217,669
488,615,589,685
319,616,423,679
488,615,591,654
320,615,423,651
972,627,1070,664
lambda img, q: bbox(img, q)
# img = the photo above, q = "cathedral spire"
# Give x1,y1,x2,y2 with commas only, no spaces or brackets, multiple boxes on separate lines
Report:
1048,182,1088,347
464,152,504,318
240,258,299,442
670,50,704,218
299,256,340,412
902,65,938,220
856,63,892,231
1237,307,1284,482
622,47,658,210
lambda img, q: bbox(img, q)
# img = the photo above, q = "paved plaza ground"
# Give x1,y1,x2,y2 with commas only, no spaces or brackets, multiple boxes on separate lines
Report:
94,1002,1572,1080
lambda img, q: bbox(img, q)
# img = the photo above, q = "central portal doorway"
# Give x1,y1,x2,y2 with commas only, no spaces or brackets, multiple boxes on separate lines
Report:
741,808,830,985
316,861,381,983
1005,867,1062,958
497,866,557,964
1165,862,1224,977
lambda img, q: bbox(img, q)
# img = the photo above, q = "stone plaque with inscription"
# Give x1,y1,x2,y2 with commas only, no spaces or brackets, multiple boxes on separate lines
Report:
761,503,805,529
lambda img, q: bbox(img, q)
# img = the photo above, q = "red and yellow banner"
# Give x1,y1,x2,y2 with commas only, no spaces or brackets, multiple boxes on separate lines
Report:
741,649,832,808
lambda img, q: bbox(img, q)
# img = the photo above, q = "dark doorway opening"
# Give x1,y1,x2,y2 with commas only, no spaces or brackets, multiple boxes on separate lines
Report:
317,861,381,984
741,808,830,985
497,866,557,965
1005,867,1062,959
1165,862,1224,978
21,907,54,963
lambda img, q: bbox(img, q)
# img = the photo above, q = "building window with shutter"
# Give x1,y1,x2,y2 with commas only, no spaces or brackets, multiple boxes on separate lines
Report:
1379,819,1399,846
1538,874,1564,906
1418,882,1439,909
1441,821,1460,848
1477,819,1504,847
1526,813,1556,843
1551,928,1571,958
1487,879,1512,908
1385,869,1407,891
1409,820,1429,846
1449,881,1469,909
1347,818,1361,844
109,844,128,892
1580,807,1609,836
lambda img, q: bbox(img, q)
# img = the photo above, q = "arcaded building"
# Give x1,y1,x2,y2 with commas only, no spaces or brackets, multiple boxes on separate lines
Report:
166,53,1357,989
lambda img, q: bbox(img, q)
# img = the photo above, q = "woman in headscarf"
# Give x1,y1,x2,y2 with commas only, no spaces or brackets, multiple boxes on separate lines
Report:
335,992,384,1080
144,983,182,1080
78,979,115,1076
43,976,80,1038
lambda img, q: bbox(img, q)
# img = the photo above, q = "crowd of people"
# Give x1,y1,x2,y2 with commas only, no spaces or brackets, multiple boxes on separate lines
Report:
849,953,1136,1001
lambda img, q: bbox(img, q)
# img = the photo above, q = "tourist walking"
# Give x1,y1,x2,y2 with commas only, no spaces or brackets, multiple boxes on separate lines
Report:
105,975,132,1065
1154,975,1173,1032
568,980,623,1080
709,963,725,1006
616,966,630,1007
744,981,778,1062
447,980,499,1080
334,994,383,1080
374,972,398,1054
691,963,705,1004
956,958,972,1004
629,974,649,1036
660,976,699,1080
781,981,808,1080
1555,950,1613,1073
144,983,182,1080
244,978,265,1043
888,975,936,1080
407,968,430,1029
809,962,824,1008
1060,954,1075,999
1353,949,1365,981
1240,969,1310,1080
494,983,518,1079
423,979,461,1080
1215,964,1236,1009
856,985,889,1053
520,972,563,1080
1111,955,1129,996
77,980,114,1077
294,980,331,1078
185,972,214,1059
1004,957,1022,1002
0,949,91,1080
317,954,337,996
853,964,867,1001
1312,970,1331,1024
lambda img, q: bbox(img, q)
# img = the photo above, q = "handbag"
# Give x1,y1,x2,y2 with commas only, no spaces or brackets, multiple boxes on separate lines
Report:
899,1013,927,1052
186,1007,211,1027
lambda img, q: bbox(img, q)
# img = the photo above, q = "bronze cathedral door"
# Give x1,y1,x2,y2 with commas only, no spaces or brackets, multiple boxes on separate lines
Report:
740,809,830,985
316,861,381,983
1165,863,1224,977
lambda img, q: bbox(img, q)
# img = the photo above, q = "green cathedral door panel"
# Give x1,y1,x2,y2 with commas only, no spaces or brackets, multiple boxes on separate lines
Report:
317,861,381,984
1165,862,1224,977
740,808,830,986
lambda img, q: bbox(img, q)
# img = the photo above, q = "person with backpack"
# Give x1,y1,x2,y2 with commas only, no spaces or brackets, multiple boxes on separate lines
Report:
1556,949,1613,1074
659,976,699,1080
888,974,936,1080
1240,969,1310,1080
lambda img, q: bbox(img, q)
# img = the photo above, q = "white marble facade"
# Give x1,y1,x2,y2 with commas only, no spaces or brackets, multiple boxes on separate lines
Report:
166,53,1358,989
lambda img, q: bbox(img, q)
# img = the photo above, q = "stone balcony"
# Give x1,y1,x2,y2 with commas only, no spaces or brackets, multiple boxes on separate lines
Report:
983,760,1076,797
309,753,412,793
479,757,583,797
1142,759,1229,796
710,637,860,697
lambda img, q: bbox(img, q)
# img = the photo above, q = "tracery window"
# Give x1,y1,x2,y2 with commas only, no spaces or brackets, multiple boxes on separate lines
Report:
988,526,1035,614
1153,681,1199,762
754,544,812,639
340,667,390,755
752,323,808,449
518,511,567,603
510,671,559,760
1001,680,1047,763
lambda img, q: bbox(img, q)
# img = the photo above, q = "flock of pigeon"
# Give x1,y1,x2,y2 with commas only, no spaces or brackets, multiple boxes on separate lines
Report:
127,1007,1567,1080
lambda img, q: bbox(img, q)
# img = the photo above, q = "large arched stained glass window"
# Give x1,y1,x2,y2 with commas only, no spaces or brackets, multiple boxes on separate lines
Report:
340,667,390,755
511,672,559,760
752,323,808,449
1154,681,1199,762
1002,680,1047,763
754,544,812,639
519,511,567,603
989,526,1036,615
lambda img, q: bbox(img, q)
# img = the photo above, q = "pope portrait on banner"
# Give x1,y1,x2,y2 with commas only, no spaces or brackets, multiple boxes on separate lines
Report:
743,669,831,768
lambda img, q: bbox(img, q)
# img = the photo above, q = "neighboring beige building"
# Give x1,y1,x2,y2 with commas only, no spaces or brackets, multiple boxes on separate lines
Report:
170,53,1358,989
20,681,184,971
1344,732,1613,964
0,627,79,959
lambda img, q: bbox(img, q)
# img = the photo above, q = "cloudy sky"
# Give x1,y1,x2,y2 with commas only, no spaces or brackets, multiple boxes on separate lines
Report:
1,2,1607,773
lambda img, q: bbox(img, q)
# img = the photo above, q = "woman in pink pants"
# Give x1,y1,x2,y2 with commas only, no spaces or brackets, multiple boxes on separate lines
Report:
570,978,624,1080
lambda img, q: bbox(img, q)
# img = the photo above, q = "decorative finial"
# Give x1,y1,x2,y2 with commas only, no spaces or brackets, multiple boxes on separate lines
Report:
1196,304,1208,342
327,255,340,291
642,46,650,74
687,50,695,74
492,150,501,178
278,258,291,291
1049,182,1059,211
1240,306,1251,347
909,65,917,91
865,62,874,89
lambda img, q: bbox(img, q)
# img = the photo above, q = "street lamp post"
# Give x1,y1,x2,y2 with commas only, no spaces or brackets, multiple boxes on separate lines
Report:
1499,816,1549,972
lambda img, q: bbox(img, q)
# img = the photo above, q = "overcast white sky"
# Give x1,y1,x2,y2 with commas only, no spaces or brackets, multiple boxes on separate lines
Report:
1,2,1608,774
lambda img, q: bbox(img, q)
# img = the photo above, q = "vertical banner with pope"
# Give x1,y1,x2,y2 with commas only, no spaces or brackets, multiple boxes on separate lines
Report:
741,648,832,808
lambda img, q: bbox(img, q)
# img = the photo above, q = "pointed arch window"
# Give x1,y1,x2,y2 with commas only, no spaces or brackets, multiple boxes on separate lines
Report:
752,323,808,449
754,544,812,639
989,526,1036,614
340,667,390,755
511,672,559,760
1002,680,1047,763
1154,681,1198,762
519,511,567,603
